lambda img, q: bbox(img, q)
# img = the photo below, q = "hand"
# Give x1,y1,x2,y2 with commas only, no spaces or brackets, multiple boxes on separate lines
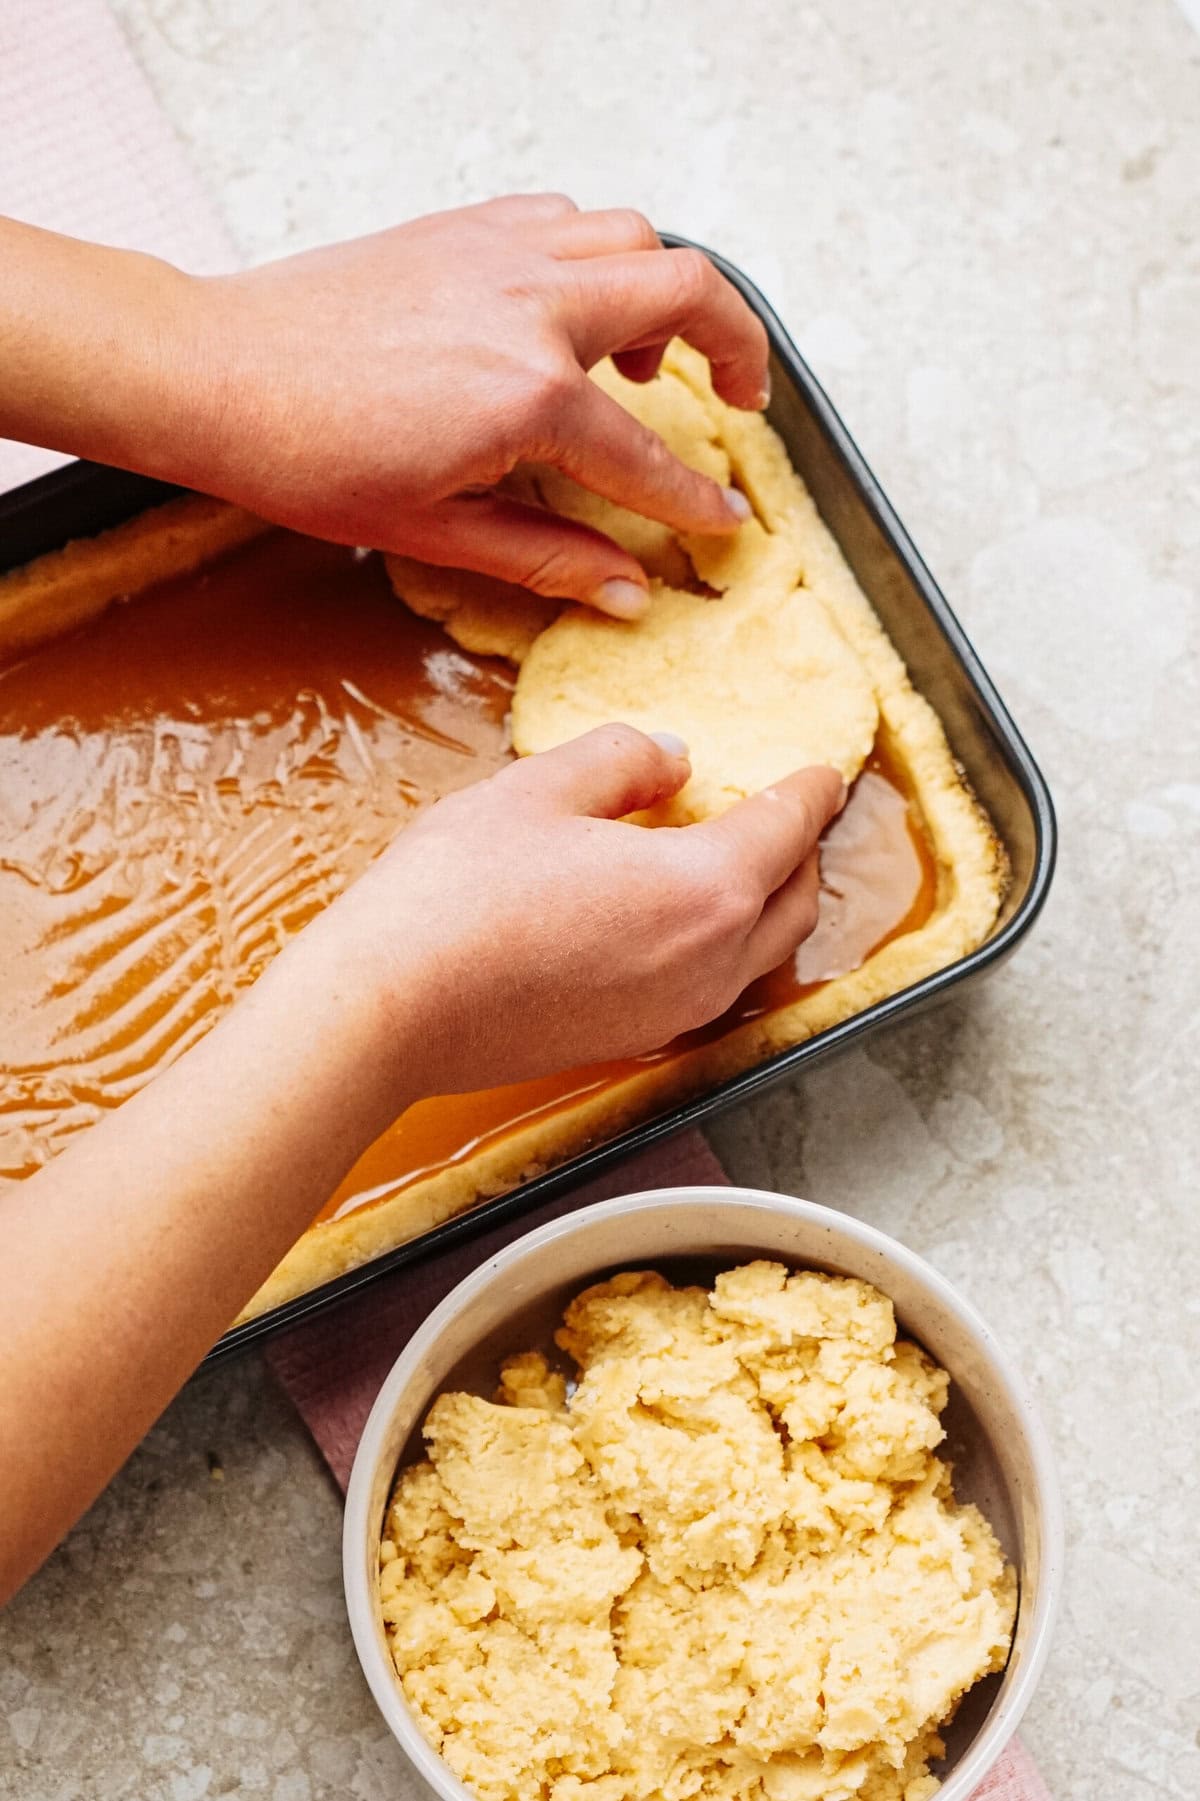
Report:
317,726,844,1095
1,200,766,612
178,195,768,616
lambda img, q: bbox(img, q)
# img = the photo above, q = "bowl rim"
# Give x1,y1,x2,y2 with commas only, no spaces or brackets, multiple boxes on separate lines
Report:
343,1185,1064,1801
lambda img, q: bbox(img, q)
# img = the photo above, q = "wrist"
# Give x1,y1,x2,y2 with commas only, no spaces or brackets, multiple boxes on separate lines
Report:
81,253,231,493
0,221,189,473
0,218,247,499
251,898,438,1143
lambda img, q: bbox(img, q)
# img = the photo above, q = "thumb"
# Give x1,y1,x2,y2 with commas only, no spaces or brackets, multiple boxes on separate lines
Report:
391,492,651,620
499,723,691,819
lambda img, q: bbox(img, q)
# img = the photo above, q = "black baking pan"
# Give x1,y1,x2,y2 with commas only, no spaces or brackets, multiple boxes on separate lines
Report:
0,240,1056,1362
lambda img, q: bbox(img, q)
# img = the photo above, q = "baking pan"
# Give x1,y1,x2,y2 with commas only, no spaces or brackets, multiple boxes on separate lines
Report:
0,239,1056,1361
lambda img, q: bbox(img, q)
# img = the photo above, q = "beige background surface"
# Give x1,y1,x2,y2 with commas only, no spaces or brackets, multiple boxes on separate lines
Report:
2,2,1199,1797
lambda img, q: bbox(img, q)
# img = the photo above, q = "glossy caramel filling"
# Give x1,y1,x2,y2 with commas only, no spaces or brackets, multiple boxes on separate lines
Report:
0,529,937,1223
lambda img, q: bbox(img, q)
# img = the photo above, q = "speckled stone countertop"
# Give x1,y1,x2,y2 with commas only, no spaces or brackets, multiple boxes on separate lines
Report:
2,3,1198,1797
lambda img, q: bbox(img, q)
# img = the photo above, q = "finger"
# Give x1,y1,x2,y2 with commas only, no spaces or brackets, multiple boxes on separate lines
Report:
696,767,846,900
540,206,661,259
549,378,751,535
500,723,691,819
611,343,668,384
740,848,822,980
558,246,770,410
468,191,579,226
394,493,652,618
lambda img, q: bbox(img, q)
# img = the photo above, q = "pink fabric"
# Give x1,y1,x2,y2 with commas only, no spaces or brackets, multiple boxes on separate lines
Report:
263,1131,728,1486
970,1737,1051,1800
266,1130,1049,1799
0,0,238,492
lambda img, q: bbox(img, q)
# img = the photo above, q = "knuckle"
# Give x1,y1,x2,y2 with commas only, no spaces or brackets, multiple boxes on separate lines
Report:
522,353,579,432
613,207,658,250
424,782,483,836
794,884,821,941
518,543,582,598
626,420,677,484
785,793,820,845
491,753,549,811
639,421,672,466
766,782,819,846
690,963,745,1025
718,880,758,934
596,720,652,764
686,844,750,931
670,246,713,310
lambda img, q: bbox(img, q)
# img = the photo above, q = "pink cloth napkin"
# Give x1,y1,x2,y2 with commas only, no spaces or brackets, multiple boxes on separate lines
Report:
266,1129,1050,1800
0,0,237,492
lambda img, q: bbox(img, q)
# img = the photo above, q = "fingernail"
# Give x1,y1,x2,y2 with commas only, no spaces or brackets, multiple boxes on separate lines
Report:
723,486,752,522
757,371,772,409
649,730,690,759
593,577,650,619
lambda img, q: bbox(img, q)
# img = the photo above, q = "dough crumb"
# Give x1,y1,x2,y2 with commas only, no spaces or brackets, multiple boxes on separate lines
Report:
380,1263,1016,1801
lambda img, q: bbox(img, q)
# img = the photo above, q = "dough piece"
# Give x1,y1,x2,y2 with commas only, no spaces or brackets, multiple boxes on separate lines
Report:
666,336,804,534
683,513,804,595
526,466,694,587
384,554,558,665
514,340,877,823
511,575,879,824
528,357,732,588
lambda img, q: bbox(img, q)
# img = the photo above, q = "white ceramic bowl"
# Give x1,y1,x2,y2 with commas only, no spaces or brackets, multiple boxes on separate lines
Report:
344,1187,1063,1801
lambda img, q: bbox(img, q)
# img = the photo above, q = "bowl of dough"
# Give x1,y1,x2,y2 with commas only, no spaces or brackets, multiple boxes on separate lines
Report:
343,1188,1062,1801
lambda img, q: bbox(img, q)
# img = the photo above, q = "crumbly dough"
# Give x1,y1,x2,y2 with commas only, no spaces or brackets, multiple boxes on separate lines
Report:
380,1263,1016,1801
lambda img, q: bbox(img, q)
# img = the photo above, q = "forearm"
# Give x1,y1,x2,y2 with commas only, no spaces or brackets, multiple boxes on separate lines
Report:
0,916,417,1604
0,216,205,478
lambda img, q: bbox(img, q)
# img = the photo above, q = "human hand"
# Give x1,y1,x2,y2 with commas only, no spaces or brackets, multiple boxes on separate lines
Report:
319,726,843,1096
178,195,768,616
